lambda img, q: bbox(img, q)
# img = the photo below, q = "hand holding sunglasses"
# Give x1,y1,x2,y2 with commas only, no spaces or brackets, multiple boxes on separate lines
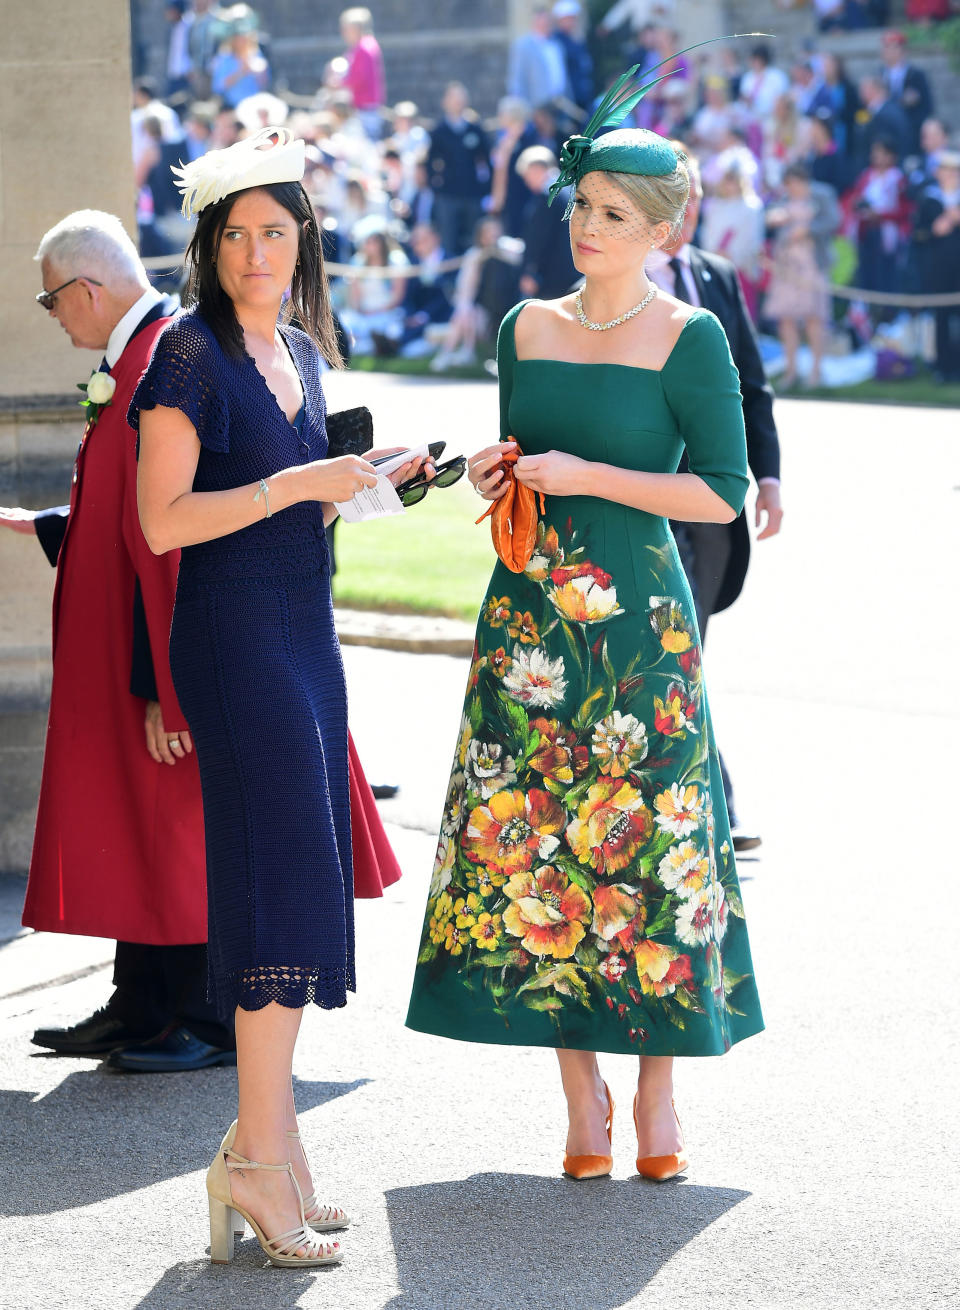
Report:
394,455,466,508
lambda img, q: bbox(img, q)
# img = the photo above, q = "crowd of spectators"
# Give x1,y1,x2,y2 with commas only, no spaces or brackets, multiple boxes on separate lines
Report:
131,1,960,382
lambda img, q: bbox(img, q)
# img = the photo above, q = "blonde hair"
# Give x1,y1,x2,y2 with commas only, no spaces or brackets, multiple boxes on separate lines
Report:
600,159,691,241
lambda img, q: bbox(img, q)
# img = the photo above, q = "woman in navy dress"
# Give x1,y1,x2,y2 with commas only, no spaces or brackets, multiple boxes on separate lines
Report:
133,130,427,1268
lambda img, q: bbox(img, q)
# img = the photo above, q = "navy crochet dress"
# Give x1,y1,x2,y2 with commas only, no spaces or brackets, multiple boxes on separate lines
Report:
129,309,354,1017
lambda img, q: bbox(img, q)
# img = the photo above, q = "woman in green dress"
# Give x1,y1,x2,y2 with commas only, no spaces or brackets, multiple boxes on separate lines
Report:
406,122,764,1180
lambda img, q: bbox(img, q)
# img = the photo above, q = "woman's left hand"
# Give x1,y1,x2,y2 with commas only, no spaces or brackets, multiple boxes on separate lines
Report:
514,450,591,497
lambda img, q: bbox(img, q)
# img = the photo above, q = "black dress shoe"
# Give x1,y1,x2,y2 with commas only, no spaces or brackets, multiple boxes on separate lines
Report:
371,783,400,800
104,1024,237,1073
32,1007,157,1055
732,829,762,852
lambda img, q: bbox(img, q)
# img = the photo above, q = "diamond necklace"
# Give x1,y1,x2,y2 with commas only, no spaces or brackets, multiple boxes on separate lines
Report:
575,283,658,331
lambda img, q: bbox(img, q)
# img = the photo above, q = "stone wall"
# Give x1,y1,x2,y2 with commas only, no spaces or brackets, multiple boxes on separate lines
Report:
0,0,136,872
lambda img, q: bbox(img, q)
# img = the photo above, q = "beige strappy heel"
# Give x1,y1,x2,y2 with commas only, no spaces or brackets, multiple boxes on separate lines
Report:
206,1144,342,1267
221,1120,350,1234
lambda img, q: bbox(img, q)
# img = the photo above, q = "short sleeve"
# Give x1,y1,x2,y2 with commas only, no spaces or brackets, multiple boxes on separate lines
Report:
128,314,229,453
496,300,528,443
661,310,749,516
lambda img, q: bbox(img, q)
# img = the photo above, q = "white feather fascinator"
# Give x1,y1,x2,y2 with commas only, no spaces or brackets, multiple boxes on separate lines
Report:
173,127,306,218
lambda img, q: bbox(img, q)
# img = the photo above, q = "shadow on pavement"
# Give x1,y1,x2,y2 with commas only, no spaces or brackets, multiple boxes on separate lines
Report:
134,1255,325,1307
1,1073,368,1215
384,1172,749,1309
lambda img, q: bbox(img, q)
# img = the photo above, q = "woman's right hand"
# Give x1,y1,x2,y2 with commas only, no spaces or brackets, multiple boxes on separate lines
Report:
468,441,516,502
304,454,379,503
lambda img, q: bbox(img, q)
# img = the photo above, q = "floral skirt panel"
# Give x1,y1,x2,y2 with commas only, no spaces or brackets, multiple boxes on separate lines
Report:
406,517,764,1057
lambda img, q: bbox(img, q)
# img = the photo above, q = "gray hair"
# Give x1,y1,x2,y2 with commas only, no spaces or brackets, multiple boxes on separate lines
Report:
35,210,148,289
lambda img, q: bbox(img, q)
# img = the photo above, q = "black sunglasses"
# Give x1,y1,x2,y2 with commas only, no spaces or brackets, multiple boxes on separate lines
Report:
396,455,466,507
36,276,103,311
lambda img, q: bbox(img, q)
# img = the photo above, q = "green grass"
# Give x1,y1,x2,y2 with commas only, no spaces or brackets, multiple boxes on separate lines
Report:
332,476,495,620
353,353,960,408
776,371,960,408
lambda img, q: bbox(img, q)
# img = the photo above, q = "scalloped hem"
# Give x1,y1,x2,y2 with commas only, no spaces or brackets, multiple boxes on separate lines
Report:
216,964,357,1014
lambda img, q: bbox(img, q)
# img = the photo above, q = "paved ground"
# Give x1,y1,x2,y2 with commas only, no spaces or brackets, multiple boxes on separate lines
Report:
1,378,958,1309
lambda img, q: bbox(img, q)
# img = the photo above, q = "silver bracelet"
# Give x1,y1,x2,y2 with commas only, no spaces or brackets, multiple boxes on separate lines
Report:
253,478,272,518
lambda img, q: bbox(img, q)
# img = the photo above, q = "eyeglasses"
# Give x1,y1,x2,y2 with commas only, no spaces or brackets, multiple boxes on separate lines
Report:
396,455,466,508
35,276,102,311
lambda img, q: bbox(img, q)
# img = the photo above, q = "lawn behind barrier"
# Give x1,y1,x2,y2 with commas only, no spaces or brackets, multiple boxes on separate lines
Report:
332,475,494,621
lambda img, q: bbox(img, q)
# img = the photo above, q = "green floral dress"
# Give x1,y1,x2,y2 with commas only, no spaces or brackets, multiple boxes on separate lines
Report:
406,303,764,1057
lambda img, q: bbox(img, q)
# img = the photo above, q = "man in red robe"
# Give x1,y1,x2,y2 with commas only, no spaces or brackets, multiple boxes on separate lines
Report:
0,210,235,1071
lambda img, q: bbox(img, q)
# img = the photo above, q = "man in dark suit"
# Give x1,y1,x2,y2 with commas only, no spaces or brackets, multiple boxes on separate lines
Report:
881,30,933,157
855,74,911,170
427,81,492,257
647,150,783,851
516,145,579,300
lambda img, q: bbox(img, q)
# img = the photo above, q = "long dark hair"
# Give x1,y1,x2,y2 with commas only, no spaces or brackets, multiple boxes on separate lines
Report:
183,181,344,367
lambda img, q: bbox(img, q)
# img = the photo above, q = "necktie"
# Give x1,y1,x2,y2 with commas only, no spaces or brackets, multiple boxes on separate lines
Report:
669,257,688,304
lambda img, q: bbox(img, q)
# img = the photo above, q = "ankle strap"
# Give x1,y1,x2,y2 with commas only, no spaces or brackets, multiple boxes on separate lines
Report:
224,1148,293,1173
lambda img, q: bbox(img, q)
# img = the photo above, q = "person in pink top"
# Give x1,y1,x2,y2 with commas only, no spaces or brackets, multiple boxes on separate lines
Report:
340,7,386,138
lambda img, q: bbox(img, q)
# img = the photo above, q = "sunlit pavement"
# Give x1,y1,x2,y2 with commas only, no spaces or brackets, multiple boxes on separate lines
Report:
2,376,956,1309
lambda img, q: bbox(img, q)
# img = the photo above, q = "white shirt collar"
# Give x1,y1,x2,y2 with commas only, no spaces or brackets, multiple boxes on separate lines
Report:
646,243,690,274
105,287,164,368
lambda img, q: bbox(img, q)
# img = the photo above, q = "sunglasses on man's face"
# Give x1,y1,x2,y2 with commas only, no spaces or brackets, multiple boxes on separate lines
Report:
35,276,102,312
396,455,466,508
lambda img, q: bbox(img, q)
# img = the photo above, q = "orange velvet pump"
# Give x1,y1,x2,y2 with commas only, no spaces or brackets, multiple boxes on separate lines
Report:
563,1082,615,1180
634,1095,688,1182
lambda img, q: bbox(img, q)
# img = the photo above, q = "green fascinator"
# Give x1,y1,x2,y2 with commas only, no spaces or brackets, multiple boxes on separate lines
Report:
548,33,768,207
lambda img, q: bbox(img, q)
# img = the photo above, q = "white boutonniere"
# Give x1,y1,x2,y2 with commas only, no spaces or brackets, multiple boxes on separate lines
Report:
77,370,116,426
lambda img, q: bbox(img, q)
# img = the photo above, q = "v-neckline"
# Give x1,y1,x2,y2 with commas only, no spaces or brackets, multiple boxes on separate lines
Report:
246,325,306,429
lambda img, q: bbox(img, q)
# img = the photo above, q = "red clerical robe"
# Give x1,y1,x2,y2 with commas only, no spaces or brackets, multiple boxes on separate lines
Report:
22,315,400,945
22,317,208,943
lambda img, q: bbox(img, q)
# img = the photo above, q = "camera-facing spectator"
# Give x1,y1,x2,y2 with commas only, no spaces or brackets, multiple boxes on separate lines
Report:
490,96,540,238
765,162,841,386
515,145,578,300
855,74,910,169
552,1,594,112
211,28,270,109
845,137,911,314
701,160,765,319
507,6,569,110
339,229,410,355
881,30,933,155
912,151,960,379
339,7,386,139
427,82,492,257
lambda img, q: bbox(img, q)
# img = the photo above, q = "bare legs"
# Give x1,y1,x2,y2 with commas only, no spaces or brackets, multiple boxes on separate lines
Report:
557,1048,684,1158
778,318,800,387
806,316,824,386
557,1049,611,1156
633,1055,684,1157
778,316,826,388
229,1003,309,1248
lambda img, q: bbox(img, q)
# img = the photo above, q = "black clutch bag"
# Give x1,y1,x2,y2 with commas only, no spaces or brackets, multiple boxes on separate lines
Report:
325,406,373,459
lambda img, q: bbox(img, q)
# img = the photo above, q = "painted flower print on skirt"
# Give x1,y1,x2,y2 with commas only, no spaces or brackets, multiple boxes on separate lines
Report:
407,516,764,1059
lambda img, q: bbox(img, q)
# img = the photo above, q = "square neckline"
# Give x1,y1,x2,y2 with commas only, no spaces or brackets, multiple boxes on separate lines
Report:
513,307,705,376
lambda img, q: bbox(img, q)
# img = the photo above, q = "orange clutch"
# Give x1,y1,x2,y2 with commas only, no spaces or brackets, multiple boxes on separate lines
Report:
475,439,545,574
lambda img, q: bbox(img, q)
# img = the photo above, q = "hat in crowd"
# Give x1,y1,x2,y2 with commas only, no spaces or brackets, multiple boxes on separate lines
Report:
938,149,960,170
882,29,906,46
173,126,306,217
553,1,582,16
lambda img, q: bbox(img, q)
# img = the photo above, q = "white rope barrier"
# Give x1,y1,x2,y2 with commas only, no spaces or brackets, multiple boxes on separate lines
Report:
140,251,960,304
